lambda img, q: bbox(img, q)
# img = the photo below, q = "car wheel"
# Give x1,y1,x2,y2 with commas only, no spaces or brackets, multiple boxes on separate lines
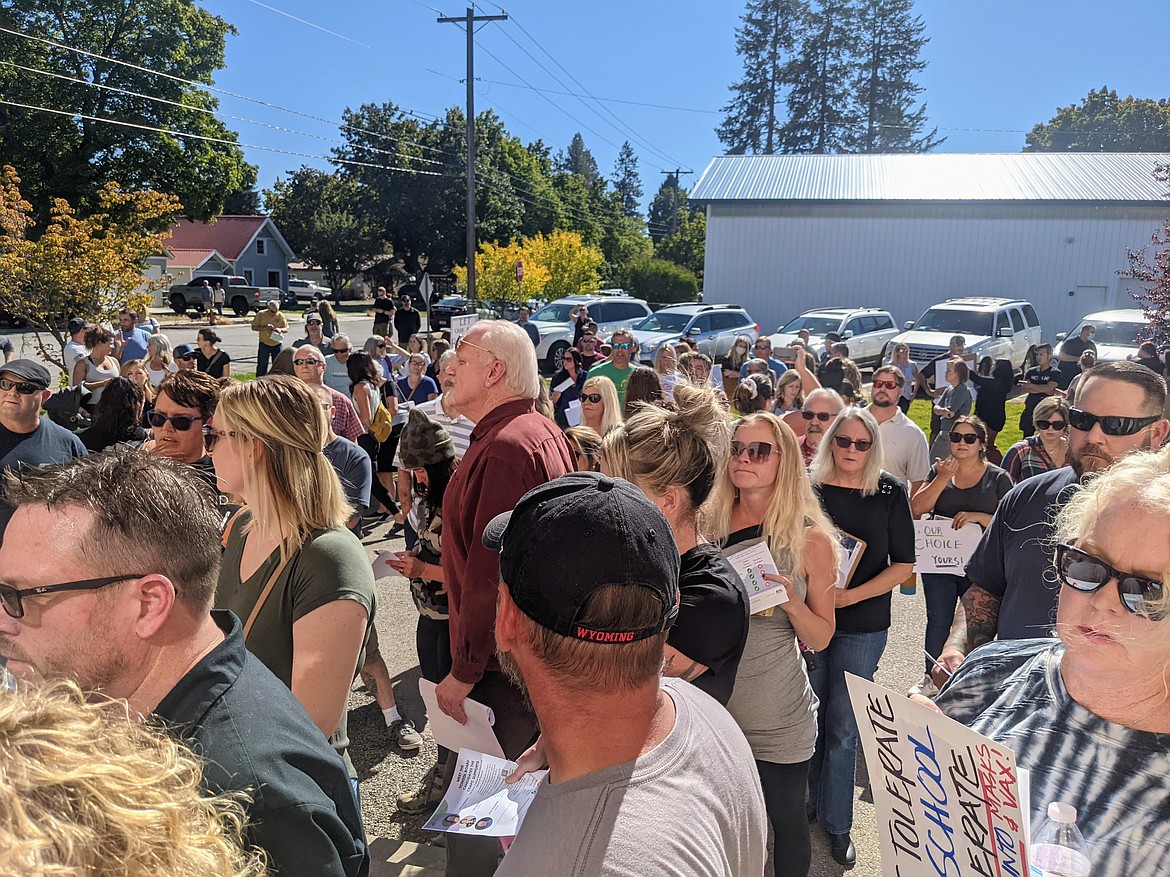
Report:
169,293,188,316
876,342,890,368
231,296,250,317
546,341,568,373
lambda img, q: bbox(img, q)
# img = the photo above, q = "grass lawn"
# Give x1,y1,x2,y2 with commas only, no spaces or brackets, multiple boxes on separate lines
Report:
904,397,1026,457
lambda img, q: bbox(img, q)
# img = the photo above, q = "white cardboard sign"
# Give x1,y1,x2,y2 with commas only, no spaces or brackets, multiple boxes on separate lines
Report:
913,518,983,575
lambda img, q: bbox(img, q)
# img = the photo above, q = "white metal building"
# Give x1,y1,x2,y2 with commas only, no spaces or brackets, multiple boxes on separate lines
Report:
690,153,1170,339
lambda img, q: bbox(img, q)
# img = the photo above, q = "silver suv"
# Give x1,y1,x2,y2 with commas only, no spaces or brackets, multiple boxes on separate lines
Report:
890,297,1042,379
634,304,760,362
768,307,899,370
529,294,652,371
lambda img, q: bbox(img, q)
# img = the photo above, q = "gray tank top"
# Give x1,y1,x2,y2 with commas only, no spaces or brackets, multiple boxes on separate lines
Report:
722,526,818,764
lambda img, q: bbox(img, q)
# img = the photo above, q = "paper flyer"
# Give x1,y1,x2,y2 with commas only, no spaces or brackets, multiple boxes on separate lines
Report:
423,749,547,837
913,517,984,575
419,679,506,759
565,399,582,426
846,674,1031,877
552,377,574,394
723,541,789,614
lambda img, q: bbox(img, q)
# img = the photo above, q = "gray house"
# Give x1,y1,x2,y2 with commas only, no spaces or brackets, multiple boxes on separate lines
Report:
166,215,296,290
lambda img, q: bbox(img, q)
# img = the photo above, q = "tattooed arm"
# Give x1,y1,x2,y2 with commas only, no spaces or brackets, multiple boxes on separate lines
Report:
663,645,709,683
933,585,1001,686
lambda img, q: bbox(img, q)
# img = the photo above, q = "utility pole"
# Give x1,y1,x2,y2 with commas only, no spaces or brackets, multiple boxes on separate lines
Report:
661,168,693,236
438,6,507,303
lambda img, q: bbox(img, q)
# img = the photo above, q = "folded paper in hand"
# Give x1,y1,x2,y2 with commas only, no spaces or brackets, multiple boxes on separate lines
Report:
419,678,505,759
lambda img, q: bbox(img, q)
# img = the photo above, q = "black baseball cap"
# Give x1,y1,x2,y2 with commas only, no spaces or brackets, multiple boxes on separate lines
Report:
0,359,51,389
67,318,87,335
483,472,679,643
173,343,197,359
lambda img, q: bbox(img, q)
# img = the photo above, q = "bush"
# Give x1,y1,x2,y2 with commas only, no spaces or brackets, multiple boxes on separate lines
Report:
624,258,699,305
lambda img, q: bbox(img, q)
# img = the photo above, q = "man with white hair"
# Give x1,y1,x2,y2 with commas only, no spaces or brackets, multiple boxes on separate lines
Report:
799,388,845,464
436,320,574,876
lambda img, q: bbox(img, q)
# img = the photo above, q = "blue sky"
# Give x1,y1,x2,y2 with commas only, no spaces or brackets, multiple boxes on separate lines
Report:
198,0,1168,207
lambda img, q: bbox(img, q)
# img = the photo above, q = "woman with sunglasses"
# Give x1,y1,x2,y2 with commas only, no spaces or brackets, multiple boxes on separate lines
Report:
807,407,916,866
1002,396,1070,483
933,448,1170,877
708,412,839,877
73,327,120,408
909,416,1012,698
209,376,376,794
580,375,622,436
550,347,587,429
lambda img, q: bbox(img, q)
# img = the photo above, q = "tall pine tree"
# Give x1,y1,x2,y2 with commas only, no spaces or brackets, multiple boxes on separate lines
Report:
717,0,808,155
849,0,941,152
612,142,643,217
558,133,604,191
781,0,859,153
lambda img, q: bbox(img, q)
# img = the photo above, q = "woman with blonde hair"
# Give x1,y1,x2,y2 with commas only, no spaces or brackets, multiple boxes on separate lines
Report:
317,300,339,337
209,376,376,792
653,344,679,399
707,411,839,877
120,357,156,407
807,407,916,864
145,332,177,388
564,425,603,471
0,680,267,877
580,374,622,435
774,368,804,416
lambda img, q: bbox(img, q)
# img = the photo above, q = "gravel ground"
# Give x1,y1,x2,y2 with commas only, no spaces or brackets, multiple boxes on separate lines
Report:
347,514,930,874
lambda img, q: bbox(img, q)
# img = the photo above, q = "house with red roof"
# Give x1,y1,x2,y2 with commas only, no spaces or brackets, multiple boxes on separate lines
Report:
165,215,296,290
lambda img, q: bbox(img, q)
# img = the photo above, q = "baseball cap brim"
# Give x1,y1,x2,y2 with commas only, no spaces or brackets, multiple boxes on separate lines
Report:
482,510,512,552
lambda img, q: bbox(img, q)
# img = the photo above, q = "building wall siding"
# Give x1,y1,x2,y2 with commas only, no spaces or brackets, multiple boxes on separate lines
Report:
702,203,1166,338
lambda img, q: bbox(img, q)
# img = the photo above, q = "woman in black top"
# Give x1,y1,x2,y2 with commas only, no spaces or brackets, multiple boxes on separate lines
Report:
910,416,1012,696
550,347,588,430
970,357,1014,463
195,328,232,379
808,407,916,866
81,377,148,452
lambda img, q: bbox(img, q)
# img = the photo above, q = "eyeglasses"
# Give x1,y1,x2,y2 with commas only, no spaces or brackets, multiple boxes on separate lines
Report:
833,435,873,451
1054,543,1165,619
0,574,146,619
202,427,240,451
729,440,772,463
949,431,980,445
801,410,835,422
147,412,203,431
580,393,603,404
872,379,900,390
754,343,771,350
1035,419,1067,431
455,335,498,359
0,378,42,395
1067,408,1158,437
292,358,324,367
612,342,632,350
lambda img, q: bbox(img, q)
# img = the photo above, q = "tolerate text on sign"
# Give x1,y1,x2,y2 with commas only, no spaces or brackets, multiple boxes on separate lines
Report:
913,518,983,576
846,674,1030,877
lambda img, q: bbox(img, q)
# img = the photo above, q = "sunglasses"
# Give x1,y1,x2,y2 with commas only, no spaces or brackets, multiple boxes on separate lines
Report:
833,435,873,451
0,574,145,620
581,337,597,344
612,342,632,350
802,411,835,422
176,353,197,361
331,348,351,354
730,440,772,463
377,343,386,349
202,427,240,451
1055,543,1165,619
1068,408,1160,437
292,358,323,367
580,393,603,404
1035,419,1067,431
949,432,980,444
872,379,899,390
147,412,203,431
0,378,42,395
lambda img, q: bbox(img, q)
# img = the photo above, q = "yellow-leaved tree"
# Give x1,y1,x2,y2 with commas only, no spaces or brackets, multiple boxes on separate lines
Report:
0,165,180,370
454,230,603,305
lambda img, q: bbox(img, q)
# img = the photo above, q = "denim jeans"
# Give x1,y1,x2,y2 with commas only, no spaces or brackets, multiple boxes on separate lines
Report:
808,629,888,836
256,342,282,377
921,573,965,673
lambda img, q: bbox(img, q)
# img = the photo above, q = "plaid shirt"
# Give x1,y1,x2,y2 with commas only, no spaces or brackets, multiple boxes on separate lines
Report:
1002,435,1059,483
328,388,363,442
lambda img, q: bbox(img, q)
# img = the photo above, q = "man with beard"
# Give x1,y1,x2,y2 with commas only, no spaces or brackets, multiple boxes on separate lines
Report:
797,388,845,464
869,365,930,492
933,361,1169,686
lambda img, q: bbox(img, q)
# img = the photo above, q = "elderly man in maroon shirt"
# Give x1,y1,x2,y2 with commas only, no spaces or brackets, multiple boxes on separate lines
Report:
438,319,574,875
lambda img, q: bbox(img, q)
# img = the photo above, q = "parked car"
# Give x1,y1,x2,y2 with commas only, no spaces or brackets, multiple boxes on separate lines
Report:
168,275,271,317
634,304,759,362
889,296,1042,384
768,307,900,370
428,297,501,332
1057,308,1152,365
286,278,333,301
528,294,653,372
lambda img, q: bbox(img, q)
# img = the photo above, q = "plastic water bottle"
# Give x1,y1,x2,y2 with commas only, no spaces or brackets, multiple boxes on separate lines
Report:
1030,801,1091,877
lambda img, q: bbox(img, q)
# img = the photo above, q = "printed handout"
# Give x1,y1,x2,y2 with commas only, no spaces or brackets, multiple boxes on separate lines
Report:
423,749,547,837
723,541,789,614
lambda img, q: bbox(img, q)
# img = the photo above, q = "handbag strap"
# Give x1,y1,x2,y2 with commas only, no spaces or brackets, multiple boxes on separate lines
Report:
243,550,296,640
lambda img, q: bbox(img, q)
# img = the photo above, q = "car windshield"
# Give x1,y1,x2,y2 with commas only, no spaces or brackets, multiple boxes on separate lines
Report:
437,297,468,308
1076,320,1148,347
913,308,994,337
635,312,692,333
778,315,842,336
531,303,577,322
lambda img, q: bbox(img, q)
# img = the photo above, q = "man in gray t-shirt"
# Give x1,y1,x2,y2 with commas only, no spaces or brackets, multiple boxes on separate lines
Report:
484,473,767,877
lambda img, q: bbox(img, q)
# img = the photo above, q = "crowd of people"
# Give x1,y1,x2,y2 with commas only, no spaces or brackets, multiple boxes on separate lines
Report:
0,296,1169,877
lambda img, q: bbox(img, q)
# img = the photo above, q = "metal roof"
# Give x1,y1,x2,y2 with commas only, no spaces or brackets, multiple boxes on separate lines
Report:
689,153,1170,203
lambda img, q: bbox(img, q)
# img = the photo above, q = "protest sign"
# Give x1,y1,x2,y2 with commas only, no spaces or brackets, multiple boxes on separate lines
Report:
847,674,1031,877
423,749,546,837
913,518,983,575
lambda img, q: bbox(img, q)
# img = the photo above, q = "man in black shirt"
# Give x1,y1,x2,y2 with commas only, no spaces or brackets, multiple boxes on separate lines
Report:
372,286,395,338
1057,323,1096,389
1017,343,1060,436
394,294,421,345
0,448,369,876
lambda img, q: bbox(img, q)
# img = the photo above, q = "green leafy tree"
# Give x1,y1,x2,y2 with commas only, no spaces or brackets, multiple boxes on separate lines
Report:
624,258,700,305
612,141,643,217
655,210,707,283
718,0,807,154
781,0,859,153
222,165,262,214
0,0,254,226
849,0,941,153
1026,88,1170,152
